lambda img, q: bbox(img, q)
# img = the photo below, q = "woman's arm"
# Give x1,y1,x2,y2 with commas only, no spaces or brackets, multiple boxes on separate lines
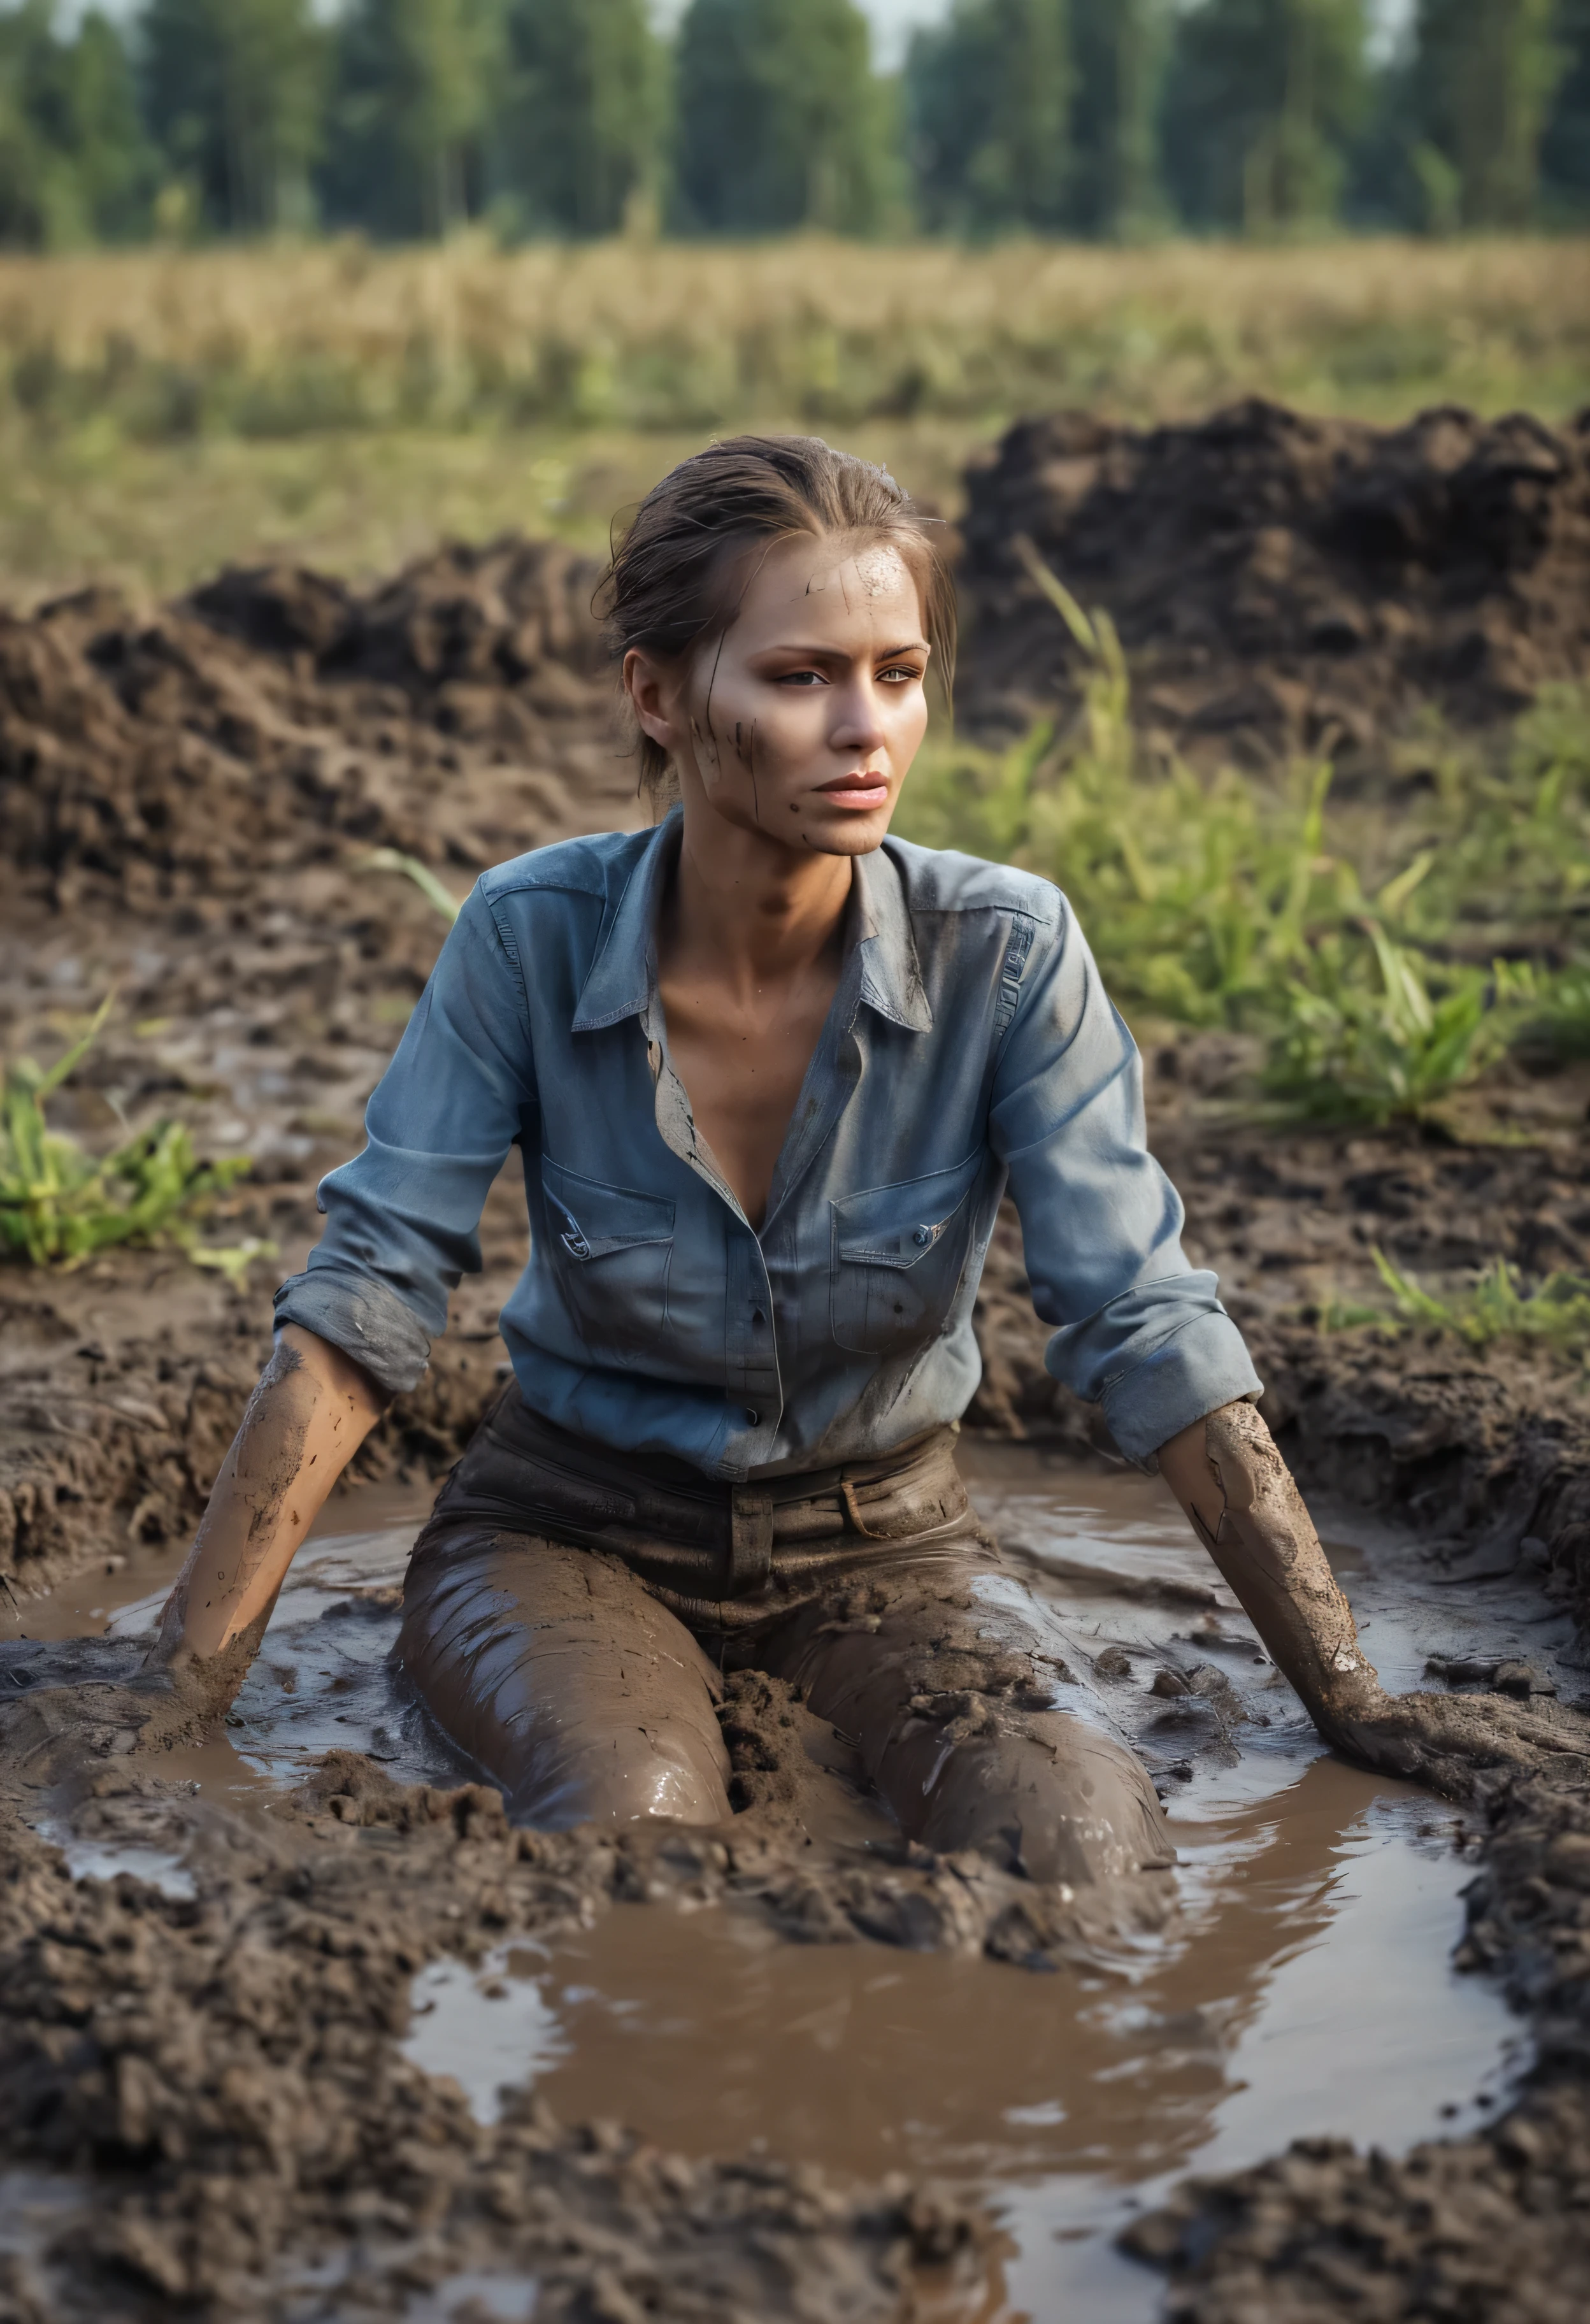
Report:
1157,1400,1580,1795
1156,1401,1381,1739
144,1325,389,1712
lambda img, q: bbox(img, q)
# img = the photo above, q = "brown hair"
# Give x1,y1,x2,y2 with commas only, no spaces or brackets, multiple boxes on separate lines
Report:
596,433,956,800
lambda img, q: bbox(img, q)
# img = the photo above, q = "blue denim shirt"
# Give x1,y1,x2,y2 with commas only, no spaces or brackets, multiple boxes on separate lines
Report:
275,814,1259,1479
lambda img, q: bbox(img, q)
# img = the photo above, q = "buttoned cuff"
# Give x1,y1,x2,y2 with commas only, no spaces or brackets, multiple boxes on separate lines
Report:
273,1266,431,1396
1094,1309,1263,1469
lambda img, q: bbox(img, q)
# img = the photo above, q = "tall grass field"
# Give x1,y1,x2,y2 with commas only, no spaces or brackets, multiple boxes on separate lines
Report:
2,234,1587,598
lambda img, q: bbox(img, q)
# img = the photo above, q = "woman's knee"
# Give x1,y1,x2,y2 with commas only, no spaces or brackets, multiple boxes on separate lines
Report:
399,1528,732,1830
906,1714,1173,1886
763,1572,1173,1888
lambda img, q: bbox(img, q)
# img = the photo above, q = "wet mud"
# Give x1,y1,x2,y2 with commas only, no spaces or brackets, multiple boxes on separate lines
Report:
0,1459,1549,2320
6,419,1590,2313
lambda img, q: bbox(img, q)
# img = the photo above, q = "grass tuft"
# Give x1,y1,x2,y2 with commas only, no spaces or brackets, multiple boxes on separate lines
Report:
0,994,271,1277
1340,1247,1590,1356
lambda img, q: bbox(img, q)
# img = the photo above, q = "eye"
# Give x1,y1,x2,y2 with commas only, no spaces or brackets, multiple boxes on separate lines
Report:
878,664,924,685
777,669,827,687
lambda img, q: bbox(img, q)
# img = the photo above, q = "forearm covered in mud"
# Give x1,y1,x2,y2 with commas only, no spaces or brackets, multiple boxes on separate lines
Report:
146,1324,389,1712
1156,1400,1382,1745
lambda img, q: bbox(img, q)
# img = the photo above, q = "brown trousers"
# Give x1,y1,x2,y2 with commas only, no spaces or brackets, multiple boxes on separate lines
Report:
398,1385,1171,1891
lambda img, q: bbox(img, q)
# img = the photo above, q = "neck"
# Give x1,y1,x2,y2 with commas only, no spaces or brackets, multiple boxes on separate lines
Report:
662,798,857,994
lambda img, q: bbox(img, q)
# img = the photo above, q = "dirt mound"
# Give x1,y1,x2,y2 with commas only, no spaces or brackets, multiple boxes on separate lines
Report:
0,537,628,910
956,398,1590,766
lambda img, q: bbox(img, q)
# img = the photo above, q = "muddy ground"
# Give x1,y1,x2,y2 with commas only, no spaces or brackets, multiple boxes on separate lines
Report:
5,402,1590,2318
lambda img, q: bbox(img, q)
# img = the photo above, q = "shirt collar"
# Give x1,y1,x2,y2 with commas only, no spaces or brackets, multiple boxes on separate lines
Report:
852,841,933,1032
571,810,933,1036
571,814,678,1032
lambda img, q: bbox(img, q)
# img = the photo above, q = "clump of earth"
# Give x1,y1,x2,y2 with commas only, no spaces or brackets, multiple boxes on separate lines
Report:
955,397,1590,770
4,403,1590,2318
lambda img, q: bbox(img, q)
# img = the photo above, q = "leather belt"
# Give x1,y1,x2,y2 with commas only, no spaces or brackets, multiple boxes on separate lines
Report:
729,1486,775,1589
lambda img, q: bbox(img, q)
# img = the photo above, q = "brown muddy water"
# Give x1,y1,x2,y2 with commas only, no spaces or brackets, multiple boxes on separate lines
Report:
3,1450,1528,2321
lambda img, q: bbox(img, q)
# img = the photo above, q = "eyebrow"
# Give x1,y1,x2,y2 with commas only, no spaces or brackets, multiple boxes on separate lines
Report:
752,638,931,662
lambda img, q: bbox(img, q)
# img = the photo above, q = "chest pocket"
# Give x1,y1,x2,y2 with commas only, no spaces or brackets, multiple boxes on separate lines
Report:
541,1157,675,1362
830,1152,985,1356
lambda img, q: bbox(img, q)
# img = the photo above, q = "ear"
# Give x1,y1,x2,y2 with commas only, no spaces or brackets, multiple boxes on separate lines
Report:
624,648,682,756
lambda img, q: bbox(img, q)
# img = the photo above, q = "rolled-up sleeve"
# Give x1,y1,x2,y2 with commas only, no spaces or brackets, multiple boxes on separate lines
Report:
274,886,534,1395
988,897,1260,1465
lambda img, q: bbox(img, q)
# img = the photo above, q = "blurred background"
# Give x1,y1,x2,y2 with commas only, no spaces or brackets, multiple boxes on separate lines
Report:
0,0,1585,595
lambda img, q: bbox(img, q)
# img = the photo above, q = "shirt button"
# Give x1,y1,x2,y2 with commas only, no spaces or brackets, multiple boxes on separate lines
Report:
913,1224,933,1247
745,1407,760,1426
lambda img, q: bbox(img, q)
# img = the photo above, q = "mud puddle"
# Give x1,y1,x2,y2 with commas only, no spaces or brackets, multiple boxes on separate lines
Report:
389,1447,1524,2319
4,1450,1529,2320
1,1482,452,1837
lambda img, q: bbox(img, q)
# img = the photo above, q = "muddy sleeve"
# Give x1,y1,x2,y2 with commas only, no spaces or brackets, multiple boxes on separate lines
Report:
988,898,1261,1467
273,887,535,1395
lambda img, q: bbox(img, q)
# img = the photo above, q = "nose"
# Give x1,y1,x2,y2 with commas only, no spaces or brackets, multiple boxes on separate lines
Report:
829,674,888,754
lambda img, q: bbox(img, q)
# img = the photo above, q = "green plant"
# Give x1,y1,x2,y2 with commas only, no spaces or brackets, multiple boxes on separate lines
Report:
905,544,1587,1125
1403,681,1590,956
0,995,269,1275
361,846,464,924
1261,931,1531,1125
1366,1245,1590,1354
901,550,1345,1029
1513,964,1590,1064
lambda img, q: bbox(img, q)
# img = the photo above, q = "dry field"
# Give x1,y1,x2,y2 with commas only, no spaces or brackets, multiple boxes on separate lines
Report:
1,232,1587,600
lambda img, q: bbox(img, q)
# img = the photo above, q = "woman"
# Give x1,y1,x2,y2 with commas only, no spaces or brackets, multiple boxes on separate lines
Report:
147,436,1471,1895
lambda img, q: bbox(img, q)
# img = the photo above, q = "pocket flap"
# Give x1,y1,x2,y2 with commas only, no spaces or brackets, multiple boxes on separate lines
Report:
541,1157,675,1261
832,1152,983,1270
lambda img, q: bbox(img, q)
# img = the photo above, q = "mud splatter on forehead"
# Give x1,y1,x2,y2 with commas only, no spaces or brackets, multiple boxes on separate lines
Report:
789,538,915,611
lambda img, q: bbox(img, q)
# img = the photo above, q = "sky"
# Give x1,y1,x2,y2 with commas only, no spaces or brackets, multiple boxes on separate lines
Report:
862,0,1419,70
75,0,1422,77
654,0,1418,72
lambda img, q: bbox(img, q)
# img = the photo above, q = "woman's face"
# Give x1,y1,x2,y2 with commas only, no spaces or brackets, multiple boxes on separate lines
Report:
625,532,933,858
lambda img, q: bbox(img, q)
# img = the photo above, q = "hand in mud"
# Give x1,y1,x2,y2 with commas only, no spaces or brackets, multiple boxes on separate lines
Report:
1324,1684,1590,1800
0,1665,187,1783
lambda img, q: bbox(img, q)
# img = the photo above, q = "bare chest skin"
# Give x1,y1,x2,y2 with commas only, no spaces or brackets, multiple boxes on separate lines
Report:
657,943,843,1230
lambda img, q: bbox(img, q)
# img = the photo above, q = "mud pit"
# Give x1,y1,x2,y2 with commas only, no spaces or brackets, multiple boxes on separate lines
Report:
0,1454,1529,2320
6,401,1590,2317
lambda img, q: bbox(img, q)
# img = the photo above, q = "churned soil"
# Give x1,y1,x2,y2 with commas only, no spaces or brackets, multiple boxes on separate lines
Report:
1,536,623,911
0,1752,992,2322
955,397,1590,769
6,456,1590,2316
1,540,636,1600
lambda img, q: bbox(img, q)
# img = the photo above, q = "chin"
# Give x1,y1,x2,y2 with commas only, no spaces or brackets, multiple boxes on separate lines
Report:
799,812,892,856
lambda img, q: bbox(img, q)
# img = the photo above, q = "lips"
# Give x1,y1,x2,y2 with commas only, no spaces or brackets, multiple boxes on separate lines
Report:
816,771,889,809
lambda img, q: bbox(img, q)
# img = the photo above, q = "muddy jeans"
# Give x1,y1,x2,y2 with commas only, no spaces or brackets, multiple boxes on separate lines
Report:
398,1384,1173,1891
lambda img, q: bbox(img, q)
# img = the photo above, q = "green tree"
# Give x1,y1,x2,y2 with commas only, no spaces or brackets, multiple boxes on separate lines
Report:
141,0,327,235
0,2,62,247
326,0,504,238
0,3,152,247
490,0,664,236
1541,0,1590,219
905,0,1072,234
61,11,155,238
1413,0,1568,227
1161,0,1372,232
1070,0,1173,235
673,0,893,235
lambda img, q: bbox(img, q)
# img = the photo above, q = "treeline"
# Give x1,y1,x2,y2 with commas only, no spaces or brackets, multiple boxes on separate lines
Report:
1,0,1587,251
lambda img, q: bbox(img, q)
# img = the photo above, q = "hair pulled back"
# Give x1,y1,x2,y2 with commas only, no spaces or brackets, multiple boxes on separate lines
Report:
596,433,956,800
